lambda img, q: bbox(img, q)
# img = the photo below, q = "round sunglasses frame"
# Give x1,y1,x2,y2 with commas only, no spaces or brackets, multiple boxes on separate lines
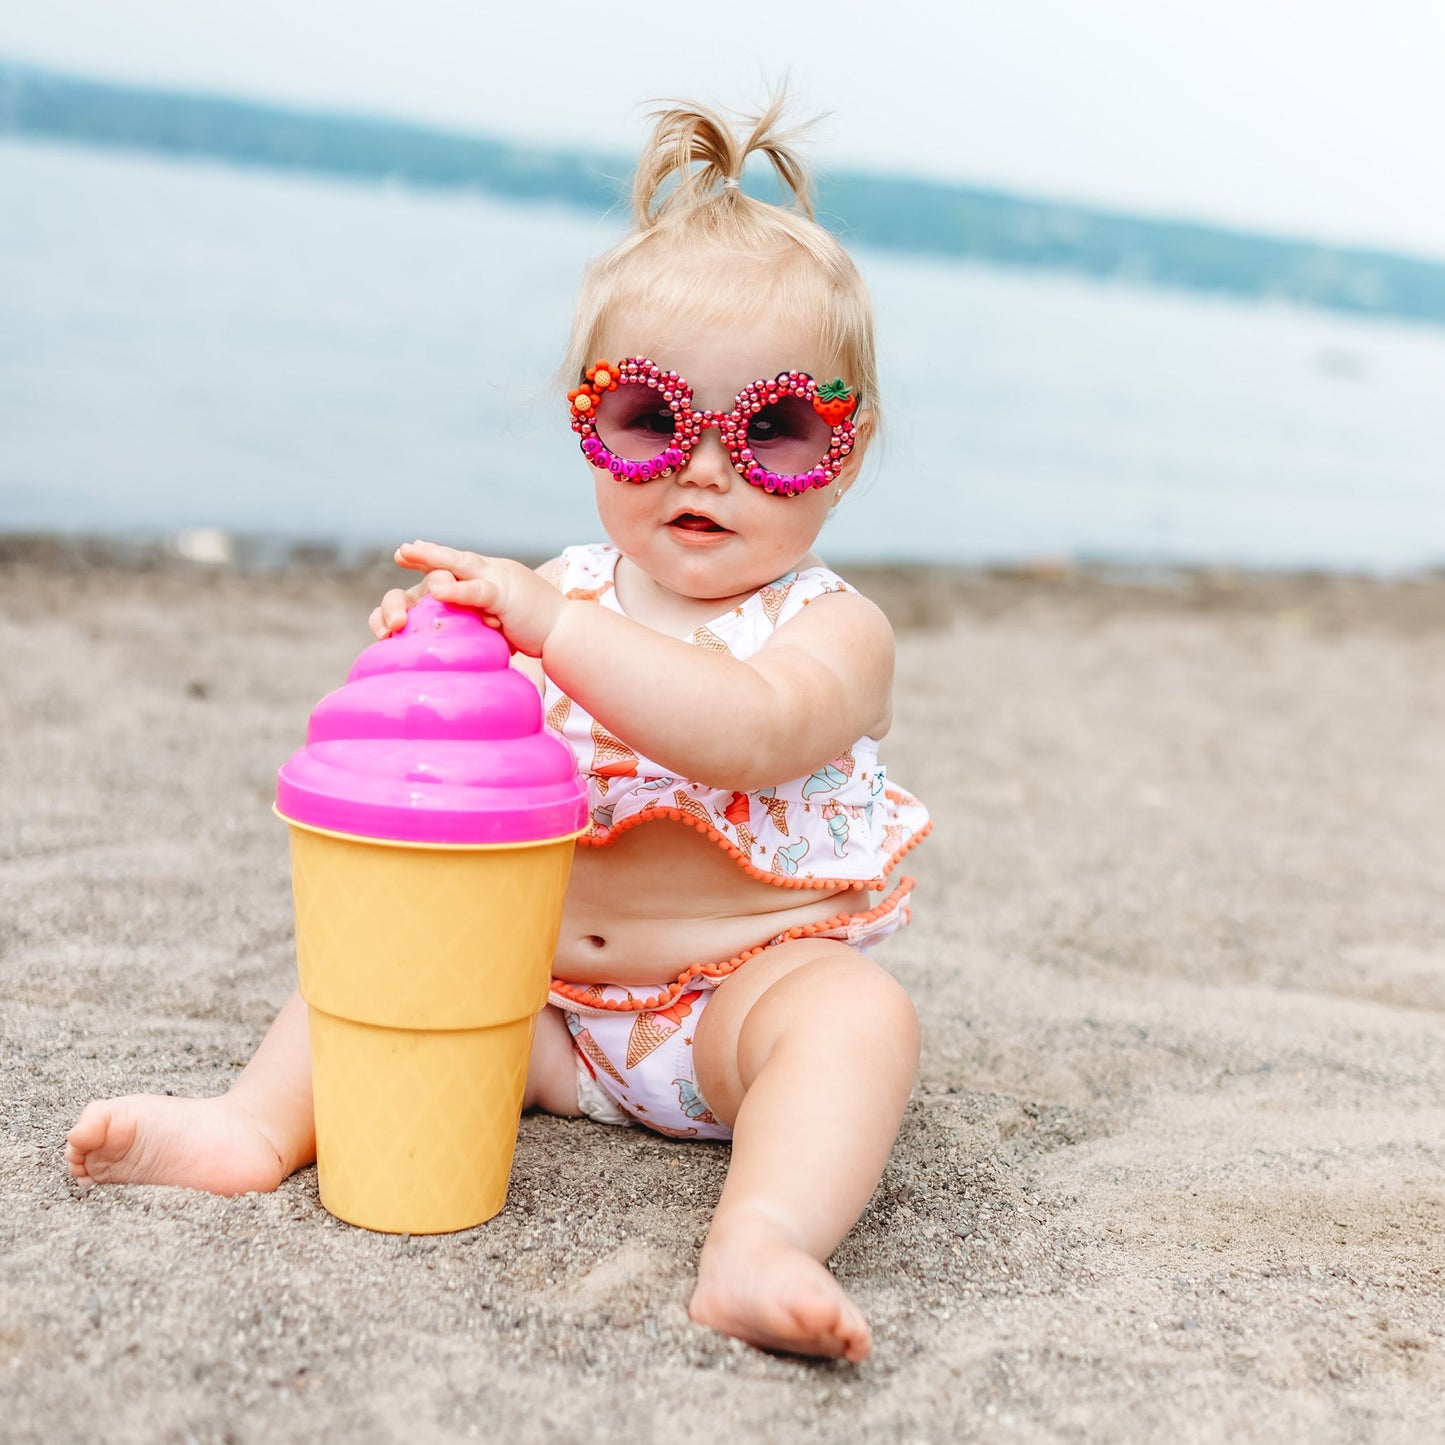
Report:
568,357,857,496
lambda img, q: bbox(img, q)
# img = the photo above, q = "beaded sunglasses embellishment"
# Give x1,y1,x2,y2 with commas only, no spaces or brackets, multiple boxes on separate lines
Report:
568,357,857,496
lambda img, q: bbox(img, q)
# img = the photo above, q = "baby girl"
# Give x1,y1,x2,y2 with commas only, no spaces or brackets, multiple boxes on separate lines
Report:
68,99,930,1363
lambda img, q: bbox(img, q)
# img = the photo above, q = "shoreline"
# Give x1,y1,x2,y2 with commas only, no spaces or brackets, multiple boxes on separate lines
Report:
5,529,1442,636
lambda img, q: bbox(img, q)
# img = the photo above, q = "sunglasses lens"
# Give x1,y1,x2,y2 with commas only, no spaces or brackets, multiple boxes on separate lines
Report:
593,384,681,463
745,395,834,479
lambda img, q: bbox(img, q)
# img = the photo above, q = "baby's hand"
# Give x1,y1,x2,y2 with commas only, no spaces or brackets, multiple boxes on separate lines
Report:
368,573,441,639
389,541,565,657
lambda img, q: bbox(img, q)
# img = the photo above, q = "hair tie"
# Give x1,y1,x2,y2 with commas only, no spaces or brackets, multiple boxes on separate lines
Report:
721,176,740,191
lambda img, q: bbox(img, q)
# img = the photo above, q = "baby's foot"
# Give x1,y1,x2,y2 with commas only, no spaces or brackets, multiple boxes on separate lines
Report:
689,1212,872,1362
66,1093,288,1197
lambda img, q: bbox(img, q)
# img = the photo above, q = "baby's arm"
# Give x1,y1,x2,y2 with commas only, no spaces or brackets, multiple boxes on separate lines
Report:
544,590,894,788
392,541,893,790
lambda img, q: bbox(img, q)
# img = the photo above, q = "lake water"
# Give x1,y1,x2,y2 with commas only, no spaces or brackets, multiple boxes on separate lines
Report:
2,138,1442,570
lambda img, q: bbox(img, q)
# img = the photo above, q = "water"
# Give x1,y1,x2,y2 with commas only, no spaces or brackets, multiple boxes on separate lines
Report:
2,138,1442,570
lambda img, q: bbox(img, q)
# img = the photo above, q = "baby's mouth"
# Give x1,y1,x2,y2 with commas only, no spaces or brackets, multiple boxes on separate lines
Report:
667,513,728,533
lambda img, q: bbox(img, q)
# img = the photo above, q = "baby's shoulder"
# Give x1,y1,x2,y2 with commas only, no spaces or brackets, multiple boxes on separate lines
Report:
768,580,892,650
762,561,879,629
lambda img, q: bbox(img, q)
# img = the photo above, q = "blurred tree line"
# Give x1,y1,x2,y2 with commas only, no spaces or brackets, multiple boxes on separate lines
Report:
3,61,1441,328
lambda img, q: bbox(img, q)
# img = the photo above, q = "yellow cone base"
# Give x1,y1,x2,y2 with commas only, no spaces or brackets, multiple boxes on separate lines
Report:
284,822,577,1234
309,1006,535,1234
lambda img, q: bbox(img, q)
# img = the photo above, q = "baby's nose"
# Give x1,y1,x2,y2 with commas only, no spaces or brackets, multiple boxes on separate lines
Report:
682,423,734,484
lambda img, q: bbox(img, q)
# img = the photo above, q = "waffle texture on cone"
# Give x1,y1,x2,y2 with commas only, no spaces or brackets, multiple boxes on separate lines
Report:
276,596,587,844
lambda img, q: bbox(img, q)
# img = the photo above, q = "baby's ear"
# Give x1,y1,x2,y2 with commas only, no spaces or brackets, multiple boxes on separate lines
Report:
838,409,875,480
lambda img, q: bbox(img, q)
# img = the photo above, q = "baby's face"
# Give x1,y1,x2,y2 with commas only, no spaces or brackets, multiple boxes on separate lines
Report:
586,311,865,606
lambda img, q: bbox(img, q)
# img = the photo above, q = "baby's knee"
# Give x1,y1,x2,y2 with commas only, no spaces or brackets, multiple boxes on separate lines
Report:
764,944,919,1050
844,958,919,1057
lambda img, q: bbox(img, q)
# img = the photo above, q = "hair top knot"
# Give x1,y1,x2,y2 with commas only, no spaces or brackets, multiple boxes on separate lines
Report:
631,97,815,228
560,90,881,449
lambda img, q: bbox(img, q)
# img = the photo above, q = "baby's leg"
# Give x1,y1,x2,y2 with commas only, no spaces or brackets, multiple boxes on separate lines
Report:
67,997,582,1195
67,990,317,1195
689,940,919,1363
523,1004,583,1116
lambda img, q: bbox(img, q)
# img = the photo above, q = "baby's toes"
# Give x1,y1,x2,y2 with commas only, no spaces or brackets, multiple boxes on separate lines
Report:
65,1101,125,1179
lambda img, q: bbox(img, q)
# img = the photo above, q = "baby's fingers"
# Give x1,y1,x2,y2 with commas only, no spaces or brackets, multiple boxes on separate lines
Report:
395,540,484,578
368,581,432,638
424,572,505,628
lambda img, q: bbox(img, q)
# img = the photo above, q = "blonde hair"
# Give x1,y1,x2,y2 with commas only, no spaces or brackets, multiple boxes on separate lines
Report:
560,97,879,432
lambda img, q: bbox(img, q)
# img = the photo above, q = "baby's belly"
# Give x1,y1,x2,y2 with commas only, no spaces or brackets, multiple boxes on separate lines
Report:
552,820,860,987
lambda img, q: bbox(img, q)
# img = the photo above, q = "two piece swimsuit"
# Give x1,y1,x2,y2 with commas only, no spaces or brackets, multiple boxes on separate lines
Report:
542,544,932,1140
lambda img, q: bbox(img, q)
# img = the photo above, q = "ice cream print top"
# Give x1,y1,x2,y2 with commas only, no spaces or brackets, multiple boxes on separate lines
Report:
542,544,931,891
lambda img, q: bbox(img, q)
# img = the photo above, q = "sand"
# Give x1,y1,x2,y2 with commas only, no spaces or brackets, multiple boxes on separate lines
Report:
2,542,1442,1443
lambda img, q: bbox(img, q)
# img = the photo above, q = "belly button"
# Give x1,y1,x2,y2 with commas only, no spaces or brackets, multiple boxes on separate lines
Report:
584,934,606,949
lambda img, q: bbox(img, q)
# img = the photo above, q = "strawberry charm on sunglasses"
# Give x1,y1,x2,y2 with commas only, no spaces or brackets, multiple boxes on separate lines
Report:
568,357,857,496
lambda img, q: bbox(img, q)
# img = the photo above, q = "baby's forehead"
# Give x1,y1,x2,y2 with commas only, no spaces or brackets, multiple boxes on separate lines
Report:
595,311,837,393
598,244,839,360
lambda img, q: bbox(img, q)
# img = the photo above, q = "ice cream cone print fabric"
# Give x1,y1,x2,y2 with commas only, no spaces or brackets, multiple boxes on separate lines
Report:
564,990,731,1140
542,544,931,893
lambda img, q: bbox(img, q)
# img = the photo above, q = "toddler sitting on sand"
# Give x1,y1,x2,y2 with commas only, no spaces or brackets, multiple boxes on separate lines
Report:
67,99,930,1363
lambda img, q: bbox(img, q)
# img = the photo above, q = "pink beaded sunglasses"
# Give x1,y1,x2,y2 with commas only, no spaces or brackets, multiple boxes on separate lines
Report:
568,357,858,496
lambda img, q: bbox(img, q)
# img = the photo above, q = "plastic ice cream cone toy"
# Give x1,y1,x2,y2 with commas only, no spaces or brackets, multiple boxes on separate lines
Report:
275,596,587,1234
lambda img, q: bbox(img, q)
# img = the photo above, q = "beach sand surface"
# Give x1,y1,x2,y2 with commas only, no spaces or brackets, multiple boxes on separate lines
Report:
2,545,1442,1442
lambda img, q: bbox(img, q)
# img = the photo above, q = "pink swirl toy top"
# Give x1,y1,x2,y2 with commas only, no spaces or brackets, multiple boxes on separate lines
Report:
276,597,587,845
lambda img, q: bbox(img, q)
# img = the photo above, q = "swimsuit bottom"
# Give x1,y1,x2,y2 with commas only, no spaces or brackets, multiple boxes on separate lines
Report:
553,881,912,1141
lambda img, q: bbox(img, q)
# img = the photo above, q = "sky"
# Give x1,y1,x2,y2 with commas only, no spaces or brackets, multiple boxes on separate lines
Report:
4,0,1445,259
